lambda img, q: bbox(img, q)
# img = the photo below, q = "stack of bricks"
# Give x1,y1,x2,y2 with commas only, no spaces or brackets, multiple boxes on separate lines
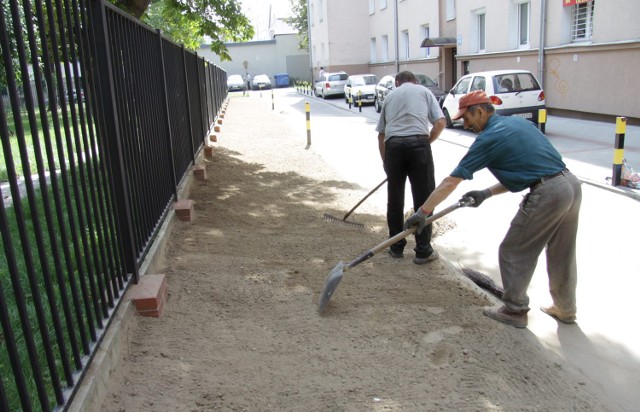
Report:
129,274,168,317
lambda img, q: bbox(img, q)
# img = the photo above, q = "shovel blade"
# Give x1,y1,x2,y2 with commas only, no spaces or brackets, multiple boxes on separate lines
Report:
318,261,345,313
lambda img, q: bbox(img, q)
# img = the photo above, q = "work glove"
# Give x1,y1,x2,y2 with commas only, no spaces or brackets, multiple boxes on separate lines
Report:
462,189,492,208
403,208,429,235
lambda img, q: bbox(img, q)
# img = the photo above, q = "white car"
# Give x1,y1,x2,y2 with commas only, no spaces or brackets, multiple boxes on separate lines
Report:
251,74,272,90
344,74,379,104
226,74,245,92
442,70,546,128
314,71,349,99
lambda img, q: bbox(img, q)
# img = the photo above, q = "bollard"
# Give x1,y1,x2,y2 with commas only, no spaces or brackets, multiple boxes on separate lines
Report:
305,101,311,149
612,116,627,186
538,108,547,134
358,90,362,113
272,89,274,110
348,94,352,109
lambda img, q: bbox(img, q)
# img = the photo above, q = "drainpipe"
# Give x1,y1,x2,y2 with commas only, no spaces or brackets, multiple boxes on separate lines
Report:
307,0,313,82
538,0,547,87
394,0,399,73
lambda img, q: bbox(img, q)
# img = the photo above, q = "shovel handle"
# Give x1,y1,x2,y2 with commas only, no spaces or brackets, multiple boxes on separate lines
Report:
346,199,472,269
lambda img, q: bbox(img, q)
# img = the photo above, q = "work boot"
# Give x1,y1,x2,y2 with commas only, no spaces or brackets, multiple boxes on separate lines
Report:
388,249,403,259
413,250,439,265
540,305,576,324
483,305,528,329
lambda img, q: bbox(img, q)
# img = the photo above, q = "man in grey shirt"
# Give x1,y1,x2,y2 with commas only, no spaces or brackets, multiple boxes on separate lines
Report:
376,71,445,264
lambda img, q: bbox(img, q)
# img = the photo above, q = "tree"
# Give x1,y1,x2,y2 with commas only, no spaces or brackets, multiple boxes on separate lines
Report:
283,0,308,50
111,0,255,60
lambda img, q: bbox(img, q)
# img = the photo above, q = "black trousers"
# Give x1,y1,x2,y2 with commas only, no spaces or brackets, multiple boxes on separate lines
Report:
384,136,436,258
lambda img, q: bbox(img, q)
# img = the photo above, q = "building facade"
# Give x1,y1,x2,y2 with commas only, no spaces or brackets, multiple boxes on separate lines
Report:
308,0,640,120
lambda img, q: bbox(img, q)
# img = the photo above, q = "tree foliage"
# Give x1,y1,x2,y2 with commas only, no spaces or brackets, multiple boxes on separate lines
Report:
283,0,308,51
111,0,255,60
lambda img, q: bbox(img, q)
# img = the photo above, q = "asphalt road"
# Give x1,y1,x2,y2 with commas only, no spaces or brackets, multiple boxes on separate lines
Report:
259,87,640,412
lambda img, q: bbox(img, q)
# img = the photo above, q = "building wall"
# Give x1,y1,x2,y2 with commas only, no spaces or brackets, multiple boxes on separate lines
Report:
198,34,309,84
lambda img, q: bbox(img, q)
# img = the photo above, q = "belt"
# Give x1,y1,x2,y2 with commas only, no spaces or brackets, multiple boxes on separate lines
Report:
529,168,569,189
387,134,428,142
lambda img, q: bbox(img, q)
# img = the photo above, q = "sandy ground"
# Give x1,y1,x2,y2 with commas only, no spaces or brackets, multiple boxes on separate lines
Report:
97,95,607,411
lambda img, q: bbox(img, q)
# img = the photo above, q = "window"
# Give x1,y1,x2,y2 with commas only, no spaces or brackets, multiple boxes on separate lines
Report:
401,30,409,60
572,1,595,42
369,0,375,15
380,0,387,10
421,25,430,58
518,2,530,47
370,38,377,63
470,76,486,92
381,35,389,61
319,0,324,22
478,13,486,52
446,0,455,21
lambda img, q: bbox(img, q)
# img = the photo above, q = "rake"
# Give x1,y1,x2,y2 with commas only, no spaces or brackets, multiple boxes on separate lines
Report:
323,178,387,230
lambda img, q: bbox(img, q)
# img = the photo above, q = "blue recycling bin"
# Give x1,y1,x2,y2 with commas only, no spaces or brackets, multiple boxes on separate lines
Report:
274,73,290,88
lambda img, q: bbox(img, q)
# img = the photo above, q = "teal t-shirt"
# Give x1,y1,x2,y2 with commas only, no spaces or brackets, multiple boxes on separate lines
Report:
451,114,566,192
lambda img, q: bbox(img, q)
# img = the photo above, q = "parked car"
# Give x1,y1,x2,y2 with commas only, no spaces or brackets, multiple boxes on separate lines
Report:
314,71,349,99
441,69,546,128
344,74,379,104
227,74,245,92
251,74,272,90
373,73,445,113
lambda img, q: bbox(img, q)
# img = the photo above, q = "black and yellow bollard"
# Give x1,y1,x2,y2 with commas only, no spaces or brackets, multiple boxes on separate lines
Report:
271,89,274,110
348,94,352,109
538,108,547,134
612,116,627,186
358,90,362,113
305,101,311,149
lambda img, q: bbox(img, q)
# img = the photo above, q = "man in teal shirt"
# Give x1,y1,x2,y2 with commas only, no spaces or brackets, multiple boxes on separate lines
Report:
404,91,582,329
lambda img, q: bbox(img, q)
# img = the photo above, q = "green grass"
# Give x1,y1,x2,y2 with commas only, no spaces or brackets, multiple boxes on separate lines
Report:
0,164,116,411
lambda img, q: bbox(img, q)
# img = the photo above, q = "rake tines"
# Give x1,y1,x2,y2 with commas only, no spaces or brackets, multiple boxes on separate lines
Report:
323,213,365,230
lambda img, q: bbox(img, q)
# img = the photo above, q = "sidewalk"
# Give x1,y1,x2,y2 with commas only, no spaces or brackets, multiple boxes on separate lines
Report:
273,88,640,411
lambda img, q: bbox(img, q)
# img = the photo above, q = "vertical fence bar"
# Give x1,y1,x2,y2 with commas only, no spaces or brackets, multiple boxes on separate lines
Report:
182,45,196,161
157,30,179,199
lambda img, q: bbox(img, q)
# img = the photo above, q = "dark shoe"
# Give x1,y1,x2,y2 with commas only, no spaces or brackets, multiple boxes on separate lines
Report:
541,305,576,324
413,250,439,265
388,249,403,259
483,305,528,328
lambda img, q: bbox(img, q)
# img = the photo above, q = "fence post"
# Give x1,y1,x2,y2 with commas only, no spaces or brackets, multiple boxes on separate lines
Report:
156,30,178,199
305,101,311,149
181,45,195,161
612,116,627,186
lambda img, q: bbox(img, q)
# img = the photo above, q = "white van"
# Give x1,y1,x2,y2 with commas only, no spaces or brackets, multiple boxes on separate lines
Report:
442,70,546,128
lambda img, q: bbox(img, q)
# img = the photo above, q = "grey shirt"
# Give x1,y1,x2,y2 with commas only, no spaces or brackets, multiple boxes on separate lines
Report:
375,82,444,142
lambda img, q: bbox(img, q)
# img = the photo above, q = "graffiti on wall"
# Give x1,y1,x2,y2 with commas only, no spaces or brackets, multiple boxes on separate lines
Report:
548,58,569,100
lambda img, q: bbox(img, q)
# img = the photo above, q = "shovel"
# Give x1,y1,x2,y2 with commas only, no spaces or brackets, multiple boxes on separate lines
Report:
318,198,474,313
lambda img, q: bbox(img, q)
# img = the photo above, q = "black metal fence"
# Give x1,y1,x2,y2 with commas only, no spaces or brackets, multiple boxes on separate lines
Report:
0,0,226,410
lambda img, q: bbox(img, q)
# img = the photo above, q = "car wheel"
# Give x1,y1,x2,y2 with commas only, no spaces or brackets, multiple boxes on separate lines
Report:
374,97,381,113
444,109,453,129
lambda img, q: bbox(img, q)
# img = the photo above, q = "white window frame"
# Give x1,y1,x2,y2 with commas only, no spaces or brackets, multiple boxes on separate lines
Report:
370,38,377,63
572,0,595,42
477,12,486,52
401,30,409,60
421,25,430,58
446,0,456,21
381,35,389,61
518,1,530,48
369,0,375,15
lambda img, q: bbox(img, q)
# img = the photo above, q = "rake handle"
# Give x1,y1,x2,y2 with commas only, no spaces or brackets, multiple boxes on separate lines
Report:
342,178,387,221
346,199,471,269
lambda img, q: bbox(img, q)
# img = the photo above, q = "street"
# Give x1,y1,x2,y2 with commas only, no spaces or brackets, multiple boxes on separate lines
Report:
261,87,640,411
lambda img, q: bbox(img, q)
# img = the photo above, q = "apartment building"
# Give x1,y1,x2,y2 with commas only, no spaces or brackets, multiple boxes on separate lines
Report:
308,0,640,120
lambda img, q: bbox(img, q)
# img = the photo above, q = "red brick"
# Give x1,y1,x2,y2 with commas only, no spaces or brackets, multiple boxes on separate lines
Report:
129,274,167,317
217,118,223,125
173,199,194,222
204,146,214,158
214,125,221,133
209,134,217,142
193,165,207,180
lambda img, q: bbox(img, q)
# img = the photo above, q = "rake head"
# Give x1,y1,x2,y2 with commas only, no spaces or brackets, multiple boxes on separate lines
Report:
323,213,364,230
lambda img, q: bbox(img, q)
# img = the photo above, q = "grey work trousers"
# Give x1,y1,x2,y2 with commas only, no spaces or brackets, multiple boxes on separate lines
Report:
499,171,582,314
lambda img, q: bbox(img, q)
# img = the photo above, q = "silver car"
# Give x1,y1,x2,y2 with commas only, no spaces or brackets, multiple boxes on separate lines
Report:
314,71,349,99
